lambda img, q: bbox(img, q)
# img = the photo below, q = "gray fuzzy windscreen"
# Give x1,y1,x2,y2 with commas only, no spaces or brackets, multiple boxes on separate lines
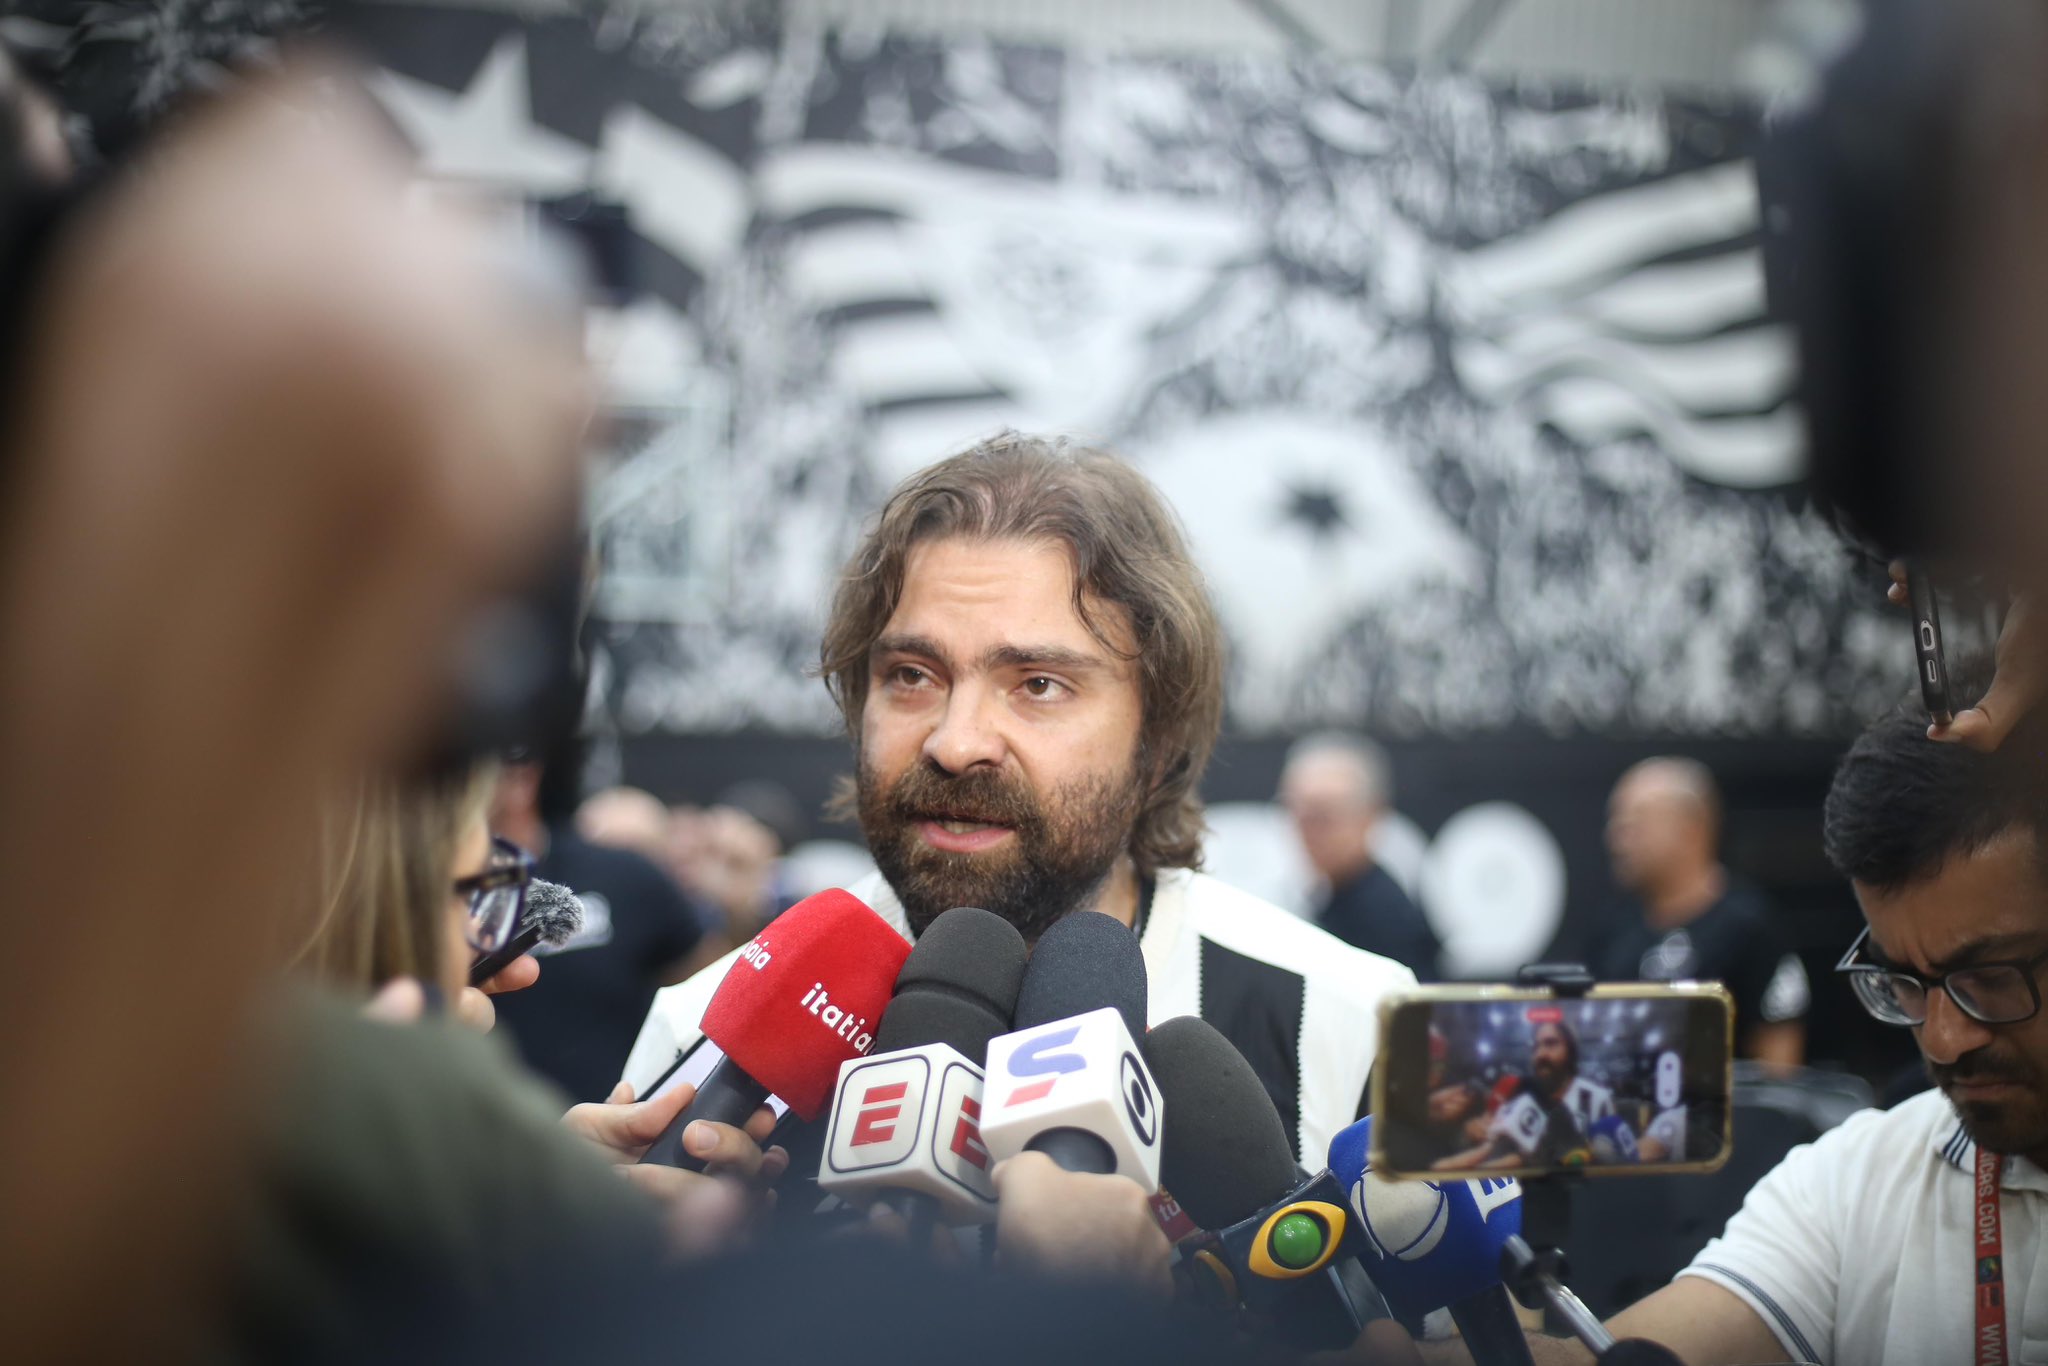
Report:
522,878,585,945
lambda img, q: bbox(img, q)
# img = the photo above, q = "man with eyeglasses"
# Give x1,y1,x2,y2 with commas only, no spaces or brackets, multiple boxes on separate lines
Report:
1420,698,2048,1365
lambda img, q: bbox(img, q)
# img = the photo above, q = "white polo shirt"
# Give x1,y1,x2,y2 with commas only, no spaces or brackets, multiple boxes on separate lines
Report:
1683,1087,2048,1365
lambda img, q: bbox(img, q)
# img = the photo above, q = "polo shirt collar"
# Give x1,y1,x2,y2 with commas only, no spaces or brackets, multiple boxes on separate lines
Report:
1934,1113,2048,1192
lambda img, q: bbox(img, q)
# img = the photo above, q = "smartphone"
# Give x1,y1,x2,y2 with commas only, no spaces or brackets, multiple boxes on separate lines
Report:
1905,562,1954,726
1370,983,1734,1180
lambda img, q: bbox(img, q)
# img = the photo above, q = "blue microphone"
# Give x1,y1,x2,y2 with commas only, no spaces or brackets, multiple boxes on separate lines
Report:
1328,1116,1534,1366
1587,1115,1640,1166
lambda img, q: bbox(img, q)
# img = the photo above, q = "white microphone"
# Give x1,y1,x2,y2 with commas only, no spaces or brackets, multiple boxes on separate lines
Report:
819,1043,999,1223
976,912,1163,1189
815,907,1026,1225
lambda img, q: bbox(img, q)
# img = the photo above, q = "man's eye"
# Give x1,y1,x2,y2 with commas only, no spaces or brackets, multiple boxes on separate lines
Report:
887,665,931,688
1021,676,1068,700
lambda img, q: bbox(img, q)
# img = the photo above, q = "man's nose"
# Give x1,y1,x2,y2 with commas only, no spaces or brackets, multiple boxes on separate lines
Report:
922,683,1008,774
1919,986,1996,1066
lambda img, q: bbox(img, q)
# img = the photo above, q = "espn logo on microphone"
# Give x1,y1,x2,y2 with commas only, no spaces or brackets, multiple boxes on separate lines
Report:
818,1045,997,1223
979,1006,1163,1191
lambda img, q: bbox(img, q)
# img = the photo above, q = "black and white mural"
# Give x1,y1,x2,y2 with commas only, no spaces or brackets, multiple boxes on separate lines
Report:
16,0,1900,742
21,2,1932,1071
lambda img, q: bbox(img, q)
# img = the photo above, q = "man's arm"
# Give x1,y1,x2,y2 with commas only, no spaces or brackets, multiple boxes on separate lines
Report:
1606,1278,1793,1364
1415,1278,1791,1365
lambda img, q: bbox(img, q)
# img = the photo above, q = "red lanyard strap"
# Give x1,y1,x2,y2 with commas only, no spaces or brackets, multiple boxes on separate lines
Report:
1976,1144,2009,1366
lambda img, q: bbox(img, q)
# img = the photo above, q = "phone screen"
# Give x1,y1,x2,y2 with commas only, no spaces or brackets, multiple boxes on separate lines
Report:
1371,986,1734,1179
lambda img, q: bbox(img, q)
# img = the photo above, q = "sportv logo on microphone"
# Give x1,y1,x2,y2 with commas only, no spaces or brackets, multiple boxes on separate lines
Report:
980,1007,1164,1190
1003,1025,1084,1105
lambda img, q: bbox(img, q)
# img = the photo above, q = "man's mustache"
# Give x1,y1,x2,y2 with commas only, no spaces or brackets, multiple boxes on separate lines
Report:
1931,1050,2031,1088
885,764,1042,831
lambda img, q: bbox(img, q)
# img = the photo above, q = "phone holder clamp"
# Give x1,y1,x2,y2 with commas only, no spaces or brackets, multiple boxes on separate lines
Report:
1496,964,1614,1350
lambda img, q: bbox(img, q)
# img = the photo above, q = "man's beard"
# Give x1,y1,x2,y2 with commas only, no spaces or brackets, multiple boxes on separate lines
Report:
1929,1045,2048,1158
856,750,1147,943
1532,1059,1564,1097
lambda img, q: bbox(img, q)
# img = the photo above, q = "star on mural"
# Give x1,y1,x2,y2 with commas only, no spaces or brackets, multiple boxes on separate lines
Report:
367,35,592,193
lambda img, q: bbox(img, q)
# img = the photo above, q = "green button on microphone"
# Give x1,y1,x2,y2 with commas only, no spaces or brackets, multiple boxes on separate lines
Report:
1268,1211,1327,1269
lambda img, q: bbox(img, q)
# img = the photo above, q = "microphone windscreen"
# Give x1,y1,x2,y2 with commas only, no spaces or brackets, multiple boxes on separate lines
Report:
523,879,585,946
1013,910,1147,1040
1142,1015,1297,1230
1327,1116,1524,1320
871,906,1027,1059
699,888,911,1122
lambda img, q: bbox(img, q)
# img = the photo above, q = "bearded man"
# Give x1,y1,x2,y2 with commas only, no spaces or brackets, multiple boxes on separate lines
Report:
623,434,1415,1169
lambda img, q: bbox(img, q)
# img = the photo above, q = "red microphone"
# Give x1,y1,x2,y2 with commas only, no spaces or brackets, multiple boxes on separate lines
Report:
639,889,910,1169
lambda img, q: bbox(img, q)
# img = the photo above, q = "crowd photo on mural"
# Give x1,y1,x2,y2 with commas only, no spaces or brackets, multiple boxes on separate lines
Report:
10,0,2048,1363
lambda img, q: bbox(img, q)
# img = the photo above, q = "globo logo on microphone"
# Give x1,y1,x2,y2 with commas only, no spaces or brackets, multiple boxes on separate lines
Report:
980,1006,1164,1191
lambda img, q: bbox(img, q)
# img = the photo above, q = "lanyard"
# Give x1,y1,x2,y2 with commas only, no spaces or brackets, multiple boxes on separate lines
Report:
1976,1144,2010,1366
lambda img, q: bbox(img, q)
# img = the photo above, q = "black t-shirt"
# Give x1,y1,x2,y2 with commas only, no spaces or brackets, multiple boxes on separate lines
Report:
1591,881,1811,1045
1315,863,1440,981
492,829,705,1103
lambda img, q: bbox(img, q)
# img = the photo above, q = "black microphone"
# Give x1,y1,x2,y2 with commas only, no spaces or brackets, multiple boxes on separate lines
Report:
468,878,583,986
1144,1015,1377,1351
980,911,1158,1180
817,907,1027,1227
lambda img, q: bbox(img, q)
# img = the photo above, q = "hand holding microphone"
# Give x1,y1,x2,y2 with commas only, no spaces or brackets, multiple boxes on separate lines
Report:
640,888,911,1171
565,1078,786,1258
990,1150,1174,1298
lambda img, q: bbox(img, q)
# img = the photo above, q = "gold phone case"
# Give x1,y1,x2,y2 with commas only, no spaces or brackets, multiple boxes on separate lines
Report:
1368,981,1737,1181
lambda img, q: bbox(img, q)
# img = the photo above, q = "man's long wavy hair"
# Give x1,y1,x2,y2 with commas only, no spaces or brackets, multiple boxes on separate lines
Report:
820,433,1225,876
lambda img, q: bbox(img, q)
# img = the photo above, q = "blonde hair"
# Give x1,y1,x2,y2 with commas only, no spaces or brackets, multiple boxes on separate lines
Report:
296,763,498,993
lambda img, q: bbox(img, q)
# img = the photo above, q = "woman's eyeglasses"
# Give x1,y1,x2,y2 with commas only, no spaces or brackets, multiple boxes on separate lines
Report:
456,835,534,955
1836,926,2048,1027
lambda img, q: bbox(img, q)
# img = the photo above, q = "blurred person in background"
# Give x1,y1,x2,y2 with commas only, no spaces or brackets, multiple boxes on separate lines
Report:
491,757,705,1101
1595,758,1808,1067
670,780,803,951
576,783,733,969
576,783,675,864
1280,732,1439,979
0,53,592,1358
578,782,794,962
1781,0,2048,757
